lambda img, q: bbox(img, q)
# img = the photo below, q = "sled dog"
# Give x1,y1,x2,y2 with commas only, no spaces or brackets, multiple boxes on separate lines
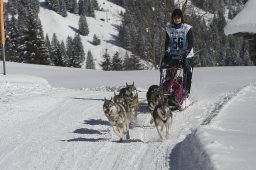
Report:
153,102,173,140
119,82,138,99
103,97,131,141
119,82,139,121
146,85,162,114
113,92,134,122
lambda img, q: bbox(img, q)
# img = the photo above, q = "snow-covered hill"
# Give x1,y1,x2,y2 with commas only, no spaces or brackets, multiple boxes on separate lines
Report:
38,0,125,69
1,62,256,169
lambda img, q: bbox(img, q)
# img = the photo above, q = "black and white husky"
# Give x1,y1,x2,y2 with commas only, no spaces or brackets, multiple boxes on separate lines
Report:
152,102,173,140
146,85,162,123
147,85,162,113
103,97,131,141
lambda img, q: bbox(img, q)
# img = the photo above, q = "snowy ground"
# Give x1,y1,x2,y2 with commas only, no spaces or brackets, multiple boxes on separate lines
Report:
1,62,256,170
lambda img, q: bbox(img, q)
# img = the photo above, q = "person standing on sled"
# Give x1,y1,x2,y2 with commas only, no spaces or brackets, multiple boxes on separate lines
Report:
162,8,194,99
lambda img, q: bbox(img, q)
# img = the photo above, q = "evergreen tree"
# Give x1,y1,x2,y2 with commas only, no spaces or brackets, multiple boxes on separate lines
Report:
7,0,18,15
71,34,85,67
48,0,60,13
60,41,69,66
18,10,50,65
5,14,19,62
78,0,95,17
79,15,89,36
64,0,78,13
78,0,86,16
45,34,54,65
51,33,63,66
66,36,73,66
86,0,95,17
86,50,95,69
123,52,142,70
92,34,101,45
59,0,67,17
111,52,123,70
100,49,111,70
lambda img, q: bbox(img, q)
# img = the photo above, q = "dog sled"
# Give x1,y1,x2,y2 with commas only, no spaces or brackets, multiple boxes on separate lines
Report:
160,55,192,111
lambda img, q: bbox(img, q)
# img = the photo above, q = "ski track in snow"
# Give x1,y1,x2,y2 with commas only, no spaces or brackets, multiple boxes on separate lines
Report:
1,80,255,170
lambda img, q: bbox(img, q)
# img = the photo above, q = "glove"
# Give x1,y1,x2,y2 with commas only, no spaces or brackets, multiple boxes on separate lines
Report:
184,50,190,57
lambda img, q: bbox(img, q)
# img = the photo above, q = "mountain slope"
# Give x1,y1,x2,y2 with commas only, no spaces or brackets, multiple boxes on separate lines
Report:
39,0,125,69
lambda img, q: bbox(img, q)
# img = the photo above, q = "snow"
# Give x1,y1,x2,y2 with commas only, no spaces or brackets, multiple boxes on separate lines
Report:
1,62,256,170
224,0,256,35
38,0,126,69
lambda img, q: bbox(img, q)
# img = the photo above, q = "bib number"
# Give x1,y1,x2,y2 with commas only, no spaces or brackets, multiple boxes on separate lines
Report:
173,37,184,49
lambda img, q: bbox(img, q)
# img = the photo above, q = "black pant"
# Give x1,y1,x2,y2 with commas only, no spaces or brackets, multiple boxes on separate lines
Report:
184,58,193,94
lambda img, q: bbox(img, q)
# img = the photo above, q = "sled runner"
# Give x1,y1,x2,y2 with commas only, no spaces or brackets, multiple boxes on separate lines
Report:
160,55,190,111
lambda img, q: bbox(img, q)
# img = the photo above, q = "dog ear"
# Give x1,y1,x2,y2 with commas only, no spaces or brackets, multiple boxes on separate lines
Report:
104,97,106,102
132,82,134,86
126,82,128,87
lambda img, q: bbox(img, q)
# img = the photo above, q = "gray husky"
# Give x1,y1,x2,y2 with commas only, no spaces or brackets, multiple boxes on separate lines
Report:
118,82,139,122
103,97,131,141
119,82,138,100
153,102,173,140
146,85,162,124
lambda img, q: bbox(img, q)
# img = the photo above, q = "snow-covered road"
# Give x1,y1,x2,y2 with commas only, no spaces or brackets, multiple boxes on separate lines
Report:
1,63,256,170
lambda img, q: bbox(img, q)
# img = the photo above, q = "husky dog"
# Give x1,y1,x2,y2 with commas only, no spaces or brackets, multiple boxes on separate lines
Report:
146,85,162,114
113,92,134,121
113,92,126,106
153,102,173,140
119,82,139,121
103,97,131,141
119,82,138,99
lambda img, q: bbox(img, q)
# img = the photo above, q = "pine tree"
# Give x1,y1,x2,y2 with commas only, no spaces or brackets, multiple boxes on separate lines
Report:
18,9,50,65
86,0,95,17
123,52,142,70
71,34,85,67
111,52,123,70
66,36,73,67
79,15,89,36
63,0,77,13
78,0,85,16
60,41,69,66
7,0,18,15
45,34,54,65
59,0,67,17
48,0,60,13
86,50,95,69
6,14,19,62
51,33,62,65
78,0,95,17
100,49,111,70
92,34,101,45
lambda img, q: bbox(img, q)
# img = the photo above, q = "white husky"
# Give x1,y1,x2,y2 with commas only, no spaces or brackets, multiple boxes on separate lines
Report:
152,102,173,140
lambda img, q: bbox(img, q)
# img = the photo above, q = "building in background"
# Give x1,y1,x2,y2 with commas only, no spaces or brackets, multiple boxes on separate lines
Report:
224,0,256,65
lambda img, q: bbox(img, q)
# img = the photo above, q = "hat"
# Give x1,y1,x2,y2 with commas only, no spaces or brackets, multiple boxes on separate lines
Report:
172,9,183,19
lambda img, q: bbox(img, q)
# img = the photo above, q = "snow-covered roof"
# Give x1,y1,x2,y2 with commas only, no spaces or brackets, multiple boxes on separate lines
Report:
224,0,256,35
